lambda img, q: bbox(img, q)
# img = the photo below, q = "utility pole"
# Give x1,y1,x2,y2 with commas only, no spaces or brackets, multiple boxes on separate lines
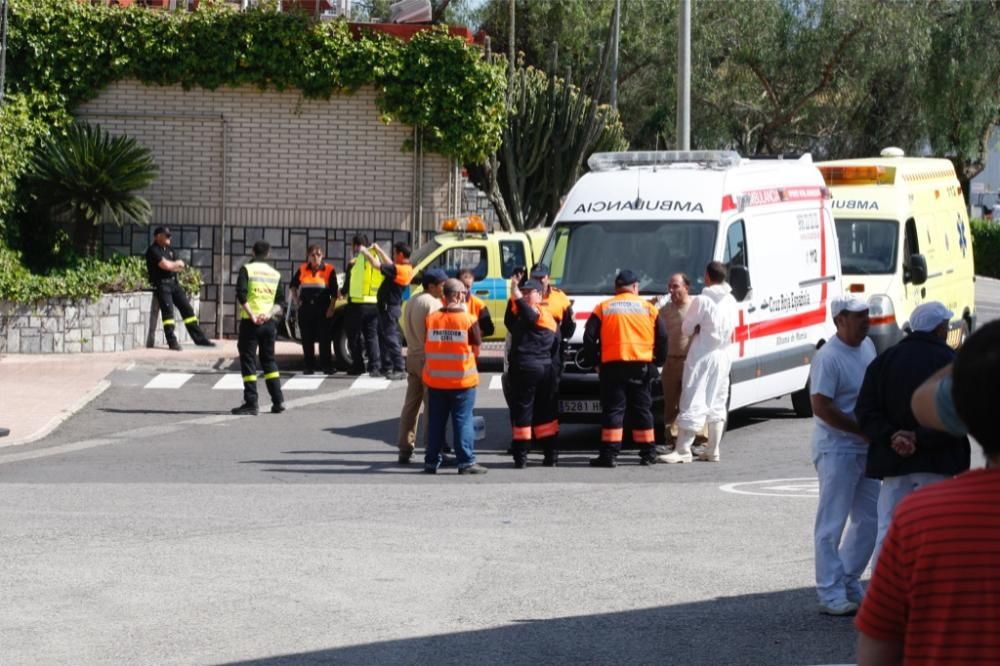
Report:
610,0,620,110
0,0,7,108
676,0,691,150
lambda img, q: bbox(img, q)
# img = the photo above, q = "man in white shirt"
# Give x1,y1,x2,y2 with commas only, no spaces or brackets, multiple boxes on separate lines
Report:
810,295,878,616
659,261,738,464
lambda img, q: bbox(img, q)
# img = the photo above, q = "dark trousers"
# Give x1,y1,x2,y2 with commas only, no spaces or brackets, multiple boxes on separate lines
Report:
156,280,209,345
598,362,657,462
299,303,333,372
378,304,404,373
509,363,559,462
237,319,284,407
347,302,381,373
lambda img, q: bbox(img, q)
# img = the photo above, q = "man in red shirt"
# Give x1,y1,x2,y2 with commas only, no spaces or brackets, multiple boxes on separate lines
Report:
855,319,1000,664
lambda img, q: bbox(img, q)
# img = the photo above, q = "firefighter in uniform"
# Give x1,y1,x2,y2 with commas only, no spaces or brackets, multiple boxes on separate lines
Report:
290,243,338,375
507,276,560,468
583,269,668,467
144,226,215,350
343,234,383,376
231,241,286,416
457,267,495,337
360,241,414,380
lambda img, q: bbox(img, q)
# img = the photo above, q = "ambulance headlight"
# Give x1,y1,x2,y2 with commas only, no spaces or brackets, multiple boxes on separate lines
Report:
867,295,896,327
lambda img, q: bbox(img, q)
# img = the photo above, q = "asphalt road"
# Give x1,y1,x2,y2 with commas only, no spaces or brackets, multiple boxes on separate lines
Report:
2,279,997,666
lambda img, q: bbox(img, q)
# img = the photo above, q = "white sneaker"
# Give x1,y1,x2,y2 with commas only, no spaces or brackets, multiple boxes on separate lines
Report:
657,451,693,464
818,600,858,616
696,452,720,462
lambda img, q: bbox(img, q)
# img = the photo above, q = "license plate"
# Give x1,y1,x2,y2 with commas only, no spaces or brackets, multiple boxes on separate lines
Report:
560,399,602,414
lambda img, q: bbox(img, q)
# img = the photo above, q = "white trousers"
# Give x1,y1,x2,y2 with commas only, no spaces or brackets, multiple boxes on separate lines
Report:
813,449,880,605
677,349,731,431
872,472,947,566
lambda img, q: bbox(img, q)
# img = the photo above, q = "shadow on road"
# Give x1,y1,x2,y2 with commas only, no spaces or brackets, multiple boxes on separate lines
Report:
219,586,856,665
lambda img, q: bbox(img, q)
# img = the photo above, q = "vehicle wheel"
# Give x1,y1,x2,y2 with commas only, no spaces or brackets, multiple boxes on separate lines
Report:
791,380,813,418
334,322,352,371
286,303,301,342
956,318,970,348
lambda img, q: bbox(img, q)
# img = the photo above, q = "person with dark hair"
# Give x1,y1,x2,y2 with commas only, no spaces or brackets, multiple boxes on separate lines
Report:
231,241,286,416
144,226,215,351
659,261,738,464
289,243,338,375
457,267,495,338
361,240,412,380
506,275,560,468
807,295,878,616
344,234,383,376
583,269,667,467
856,319,1000,664
855,301,970,567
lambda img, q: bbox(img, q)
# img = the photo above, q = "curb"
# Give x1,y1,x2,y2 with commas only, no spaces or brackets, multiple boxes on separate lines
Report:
3,379,111,449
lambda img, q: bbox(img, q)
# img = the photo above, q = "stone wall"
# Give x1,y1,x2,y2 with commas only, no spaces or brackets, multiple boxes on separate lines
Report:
0,292,197,354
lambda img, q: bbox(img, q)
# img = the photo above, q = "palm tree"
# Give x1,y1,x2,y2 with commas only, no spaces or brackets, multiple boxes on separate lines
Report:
27,122,158,257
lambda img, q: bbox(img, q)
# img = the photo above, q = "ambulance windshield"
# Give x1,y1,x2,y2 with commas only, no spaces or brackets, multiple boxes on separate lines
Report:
539,220,718,295
834,219,899,275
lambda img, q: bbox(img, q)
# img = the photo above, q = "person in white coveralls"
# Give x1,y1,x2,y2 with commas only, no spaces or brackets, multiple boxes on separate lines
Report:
659,260,738,464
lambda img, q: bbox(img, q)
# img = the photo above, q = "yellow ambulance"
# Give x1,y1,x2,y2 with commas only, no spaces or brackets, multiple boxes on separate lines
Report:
818,149,976,351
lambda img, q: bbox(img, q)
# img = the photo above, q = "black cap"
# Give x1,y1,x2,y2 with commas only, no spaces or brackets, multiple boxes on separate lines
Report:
153,226,171,237
530,263,550,278
520,279,544,292
615,269,640,286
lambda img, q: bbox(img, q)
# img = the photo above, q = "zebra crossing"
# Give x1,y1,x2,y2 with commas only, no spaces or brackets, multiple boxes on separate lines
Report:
140,371,506,391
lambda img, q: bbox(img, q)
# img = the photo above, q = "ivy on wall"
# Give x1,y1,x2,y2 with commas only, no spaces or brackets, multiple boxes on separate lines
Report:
1,0,507,230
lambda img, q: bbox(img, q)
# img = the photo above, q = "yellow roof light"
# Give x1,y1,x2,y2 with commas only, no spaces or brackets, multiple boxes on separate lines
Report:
818,165,896,186
466,215,486,233
442,218,459,231
440,215,488,234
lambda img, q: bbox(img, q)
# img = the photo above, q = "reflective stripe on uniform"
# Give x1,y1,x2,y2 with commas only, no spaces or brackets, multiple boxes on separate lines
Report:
425,352,471,361
601,427,624,442
243,374,257,383
263,371,280,380
533,420,559,439
632,428,655,443
163,319,175,326
512,426,532,441
183,315,198,324
425,368,477,378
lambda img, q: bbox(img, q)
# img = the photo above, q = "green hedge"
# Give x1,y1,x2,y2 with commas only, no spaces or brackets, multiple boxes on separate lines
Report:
0,242,201,304
971,218,1000,279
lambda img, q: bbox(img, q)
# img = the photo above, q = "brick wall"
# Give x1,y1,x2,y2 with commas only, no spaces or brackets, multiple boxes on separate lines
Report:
77,80,454,336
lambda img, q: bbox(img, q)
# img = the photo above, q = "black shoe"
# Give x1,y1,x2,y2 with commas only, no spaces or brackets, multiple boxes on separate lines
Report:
195,339,217,347
323,367,337,376
513,457,527,469
347,367,364,376
442,444,454,455
398,453,412,464
422,467,437,474
168,340,183,351
368,370,384,378
589,456,617,468
440,454,458,468
543,452,558,467
231,403,259,416
458,464,488,475
271,403,286,414
639,457,657,466
303,369,315,376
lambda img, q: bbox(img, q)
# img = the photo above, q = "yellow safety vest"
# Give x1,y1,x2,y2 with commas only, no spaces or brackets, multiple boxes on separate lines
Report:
348,254,383,304
241,261,281,319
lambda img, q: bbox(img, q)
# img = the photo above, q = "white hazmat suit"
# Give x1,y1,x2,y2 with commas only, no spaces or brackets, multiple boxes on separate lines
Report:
660,282,738,463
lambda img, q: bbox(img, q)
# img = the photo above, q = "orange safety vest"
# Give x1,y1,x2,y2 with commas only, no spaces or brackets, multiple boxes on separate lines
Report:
509,298,558,332
296,262,334,289
542,287,571,322
423,310,479,389
592,292,658,363
392,262,414,287
467,294,487,319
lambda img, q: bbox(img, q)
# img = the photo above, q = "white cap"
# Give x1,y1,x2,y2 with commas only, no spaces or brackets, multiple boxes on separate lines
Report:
831,295,869,318
910,301,953,333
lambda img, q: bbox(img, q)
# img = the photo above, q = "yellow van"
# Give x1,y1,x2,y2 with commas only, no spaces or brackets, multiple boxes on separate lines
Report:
818,149,976,351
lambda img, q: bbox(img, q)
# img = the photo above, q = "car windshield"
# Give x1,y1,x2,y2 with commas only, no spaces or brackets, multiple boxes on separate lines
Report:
834,218,898,275
539,220,719,295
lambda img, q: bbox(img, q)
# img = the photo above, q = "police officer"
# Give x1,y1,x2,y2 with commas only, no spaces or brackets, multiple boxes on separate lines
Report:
144,226,214,350
507,275,560,468
583,269,667,467
290,244,338,375
231,241,286,416
343,234,383,376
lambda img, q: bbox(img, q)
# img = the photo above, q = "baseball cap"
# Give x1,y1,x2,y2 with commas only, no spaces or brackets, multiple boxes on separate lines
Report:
831,295,869,318
615,269,640,287
909,301,953,333
530,264,550,278
421,269,448,287
520,279,543,292
153,226,171,237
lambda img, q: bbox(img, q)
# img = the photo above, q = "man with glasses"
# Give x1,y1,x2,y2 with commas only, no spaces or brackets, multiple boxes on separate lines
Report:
290,244,338,375
144,226,215,351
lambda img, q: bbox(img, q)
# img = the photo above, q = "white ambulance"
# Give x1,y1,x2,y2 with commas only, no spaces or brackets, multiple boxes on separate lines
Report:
541,150,844,424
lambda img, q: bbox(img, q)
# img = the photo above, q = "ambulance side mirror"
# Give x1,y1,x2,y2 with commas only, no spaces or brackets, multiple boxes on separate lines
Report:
729,265,751,301
905,254,928,286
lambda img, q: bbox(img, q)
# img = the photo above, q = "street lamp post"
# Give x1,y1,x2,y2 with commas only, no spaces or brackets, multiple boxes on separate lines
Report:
676,0,691,150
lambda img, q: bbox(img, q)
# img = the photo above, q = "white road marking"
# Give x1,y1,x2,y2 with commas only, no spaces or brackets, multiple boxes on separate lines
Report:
488,374,503,390
212,374,246,390
350,376,391,390
282,376,325,391
143,372,194,389
720,477,819,498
